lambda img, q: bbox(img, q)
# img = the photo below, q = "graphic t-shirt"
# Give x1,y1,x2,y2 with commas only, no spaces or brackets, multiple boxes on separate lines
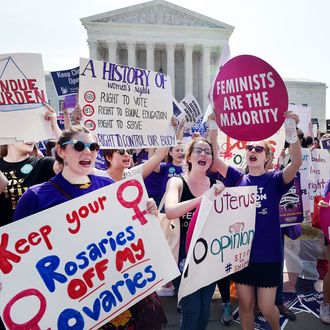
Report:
225,166,293,262
0,156,55,226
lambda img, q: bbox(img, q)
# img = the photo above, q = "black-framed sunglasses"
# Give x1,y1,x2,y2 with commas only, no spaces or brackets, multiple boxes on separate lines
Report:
61,140,100,152
115,149,132,155
245,145,265,153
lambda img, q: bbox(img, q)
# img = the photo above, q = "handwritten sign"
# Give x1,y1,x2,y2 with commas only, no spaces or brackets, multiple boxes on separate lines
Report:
79,58,175,149
178,186,257,301
217,125,285,170
212,55,288,141
50,67,79,97
0,53,52,143
179,93,202,128
0,176,179,329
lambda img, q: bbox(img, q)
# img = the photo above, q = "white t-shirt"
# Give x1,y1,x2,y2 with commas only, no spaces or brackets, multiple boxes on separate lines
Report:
94,164,144,181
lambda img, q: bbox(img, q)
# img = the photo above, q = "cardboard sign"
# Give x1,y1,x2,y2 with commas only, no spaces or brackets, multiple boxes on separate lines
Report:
79,58,175,149
212,55,288,141
288,104,312,136
50,67,79,97
178,186,257,301
0,176,179,329
0,53,52,143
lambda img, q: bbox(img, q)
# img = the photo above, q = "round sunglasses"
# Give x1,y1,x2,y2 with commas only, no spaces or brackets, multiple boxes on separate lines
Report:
245,145,265,153
61,140,100,152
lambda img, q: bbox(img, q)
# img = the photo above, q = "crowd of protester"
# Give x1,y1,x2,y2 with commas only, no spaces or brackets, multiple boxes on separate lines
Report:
1,103,330,330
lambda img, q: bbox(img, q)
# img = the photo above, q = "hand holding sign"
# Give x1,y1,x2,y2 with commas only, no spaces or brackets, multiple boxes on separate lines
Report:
212,55,288,141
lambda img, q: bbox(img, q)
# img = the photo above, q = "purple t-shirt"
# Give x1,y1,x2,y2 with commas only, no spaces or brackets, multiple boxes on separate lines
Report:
144,162,183,203
225,166,293,262
14,172,114,221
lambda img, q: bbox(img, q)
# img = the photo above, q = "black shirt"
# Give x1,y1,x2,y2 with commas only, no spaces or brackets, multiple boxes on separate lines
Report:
0,156,55,226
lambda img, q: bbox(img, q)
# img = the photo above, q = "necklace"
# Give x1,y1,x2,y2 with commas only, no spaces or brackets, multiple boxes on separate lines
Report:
74,181,91,189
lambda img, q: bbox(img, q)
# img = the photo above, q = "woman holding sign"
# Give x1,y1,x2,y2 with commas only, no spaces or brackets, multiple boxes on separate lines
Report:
209,112,302,330
12,126,163,330
164,137,224,330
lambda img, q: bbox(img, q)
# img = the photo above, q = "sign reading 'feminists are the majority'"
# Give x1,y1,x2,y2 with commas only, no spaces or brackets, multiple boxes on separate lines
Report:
212,55,288,141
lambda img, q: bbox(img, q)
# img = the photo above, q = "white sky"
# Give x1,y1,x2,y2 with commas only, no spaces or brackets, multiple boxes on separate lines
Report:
1,0,329,117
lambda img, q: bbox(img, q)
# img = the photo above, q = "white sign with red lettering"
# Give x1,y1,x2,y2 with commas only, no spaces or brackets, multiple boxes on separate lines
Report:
0,53,52,144
178,186,257,301
217,126,285,170
0,176,179,329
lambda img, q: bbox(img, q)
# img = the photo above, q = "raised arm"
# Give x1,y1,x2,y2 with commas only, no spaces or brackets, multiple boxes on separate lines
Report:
44,103,62,140
208,119,229,178
283,112,302,184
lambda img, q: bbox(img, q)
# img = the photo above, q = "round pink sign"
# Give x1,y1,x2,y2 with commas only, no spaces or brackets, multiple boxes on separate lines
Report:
212,55,288,141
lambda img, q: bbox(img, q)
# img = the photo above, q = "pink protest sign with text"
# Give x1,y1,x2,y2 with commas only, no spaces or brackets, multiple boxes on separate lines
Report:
212,55,288,141
320,192,330,243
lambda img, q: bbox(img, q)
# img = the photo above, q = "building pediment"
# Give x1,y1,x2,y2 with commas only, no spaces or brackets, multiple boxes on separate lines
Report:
81,0,233,30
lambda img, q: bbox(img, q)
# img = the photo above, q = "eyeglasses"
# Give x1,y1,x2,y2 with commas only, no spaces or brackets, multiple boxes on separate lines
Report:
61,140,100,152
115,149,132,155
245,145,265,153
192,147,212,156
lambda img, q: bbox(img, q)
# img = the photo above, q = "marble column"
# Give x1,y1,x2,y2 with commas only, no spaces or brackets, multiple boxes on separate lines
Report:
146,42,155,71
202,45,211,110
184,44,193,96
127,41,136,67
87,40,98,60
107,41,117,63
166,43,175,93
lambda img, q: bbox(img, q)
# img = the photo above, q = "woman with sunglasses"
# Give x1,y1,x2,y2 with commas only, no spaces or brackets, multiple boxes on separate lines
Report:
164,137,224,330
13,126,163,330
209,111,302,330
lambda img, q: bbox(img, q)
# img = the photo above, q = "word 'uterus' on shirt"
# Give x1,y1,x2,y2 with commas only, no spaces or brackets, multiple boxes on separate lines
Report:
0,79,46,105
1,226,158,330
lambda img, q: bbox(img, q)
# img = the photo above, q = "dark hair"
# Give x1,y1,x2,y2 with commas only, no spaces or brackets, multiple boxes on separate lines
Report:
0,145,8,157
185,138,213,172
304,136,313,148
45,139,56,157
102,149,117,168
55,126,92,164
165,141,184,163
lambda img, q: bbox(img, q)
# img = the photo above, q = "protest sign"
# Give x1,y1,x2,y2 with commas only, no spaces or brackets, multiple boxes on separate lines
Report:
212,55,288,141
307,149,330,210
280,172,304,226
79,58,175,149
288,104,312,136
298,148,312,220
298,292,323,318
320,192,330,243
321,137,330,153
0,175,179,329
172,97,185,123
0,53,52,143
217,125,285,170
178,186,257,301
50,67,79,97
179,93,203,129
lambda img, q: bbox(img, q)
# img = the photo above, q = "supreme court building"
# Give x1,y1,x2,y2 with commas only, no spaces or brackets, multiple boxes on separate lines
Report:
80,0,234,111
46,0,327,130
